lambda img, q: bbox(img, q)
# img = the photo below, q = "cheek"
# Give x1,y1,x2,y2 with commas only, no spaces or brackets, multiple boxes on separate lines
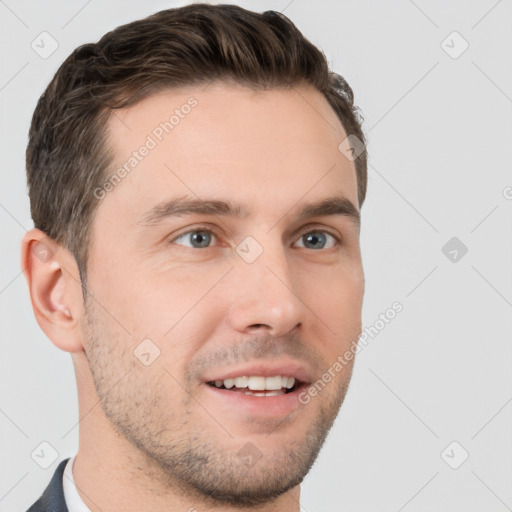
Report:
89,258,218,334
139,268,225,323
131,272,225,371
301,265,364,339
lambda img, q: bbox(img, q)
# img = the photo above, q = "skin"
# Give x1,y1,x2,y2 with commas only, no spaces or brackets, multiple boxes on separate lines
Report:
21,82,365,512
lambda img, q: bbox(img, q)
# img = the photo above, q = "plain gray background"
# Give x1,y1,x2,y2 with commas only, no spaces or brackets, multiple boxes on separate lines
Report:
1,1,511,511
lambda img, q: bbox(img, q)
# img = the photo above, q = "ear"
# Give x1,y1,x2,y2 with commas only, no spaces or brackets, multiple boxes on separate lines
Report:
21,228,85,353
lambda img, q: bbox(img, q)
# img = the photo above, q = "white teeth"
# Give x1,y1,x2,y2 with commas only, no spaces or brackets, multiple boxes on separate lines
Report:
243,390,286,397
265,376,282,390
263,390,285,396
213,375,297,391
234,376,248,388
248,376,266,391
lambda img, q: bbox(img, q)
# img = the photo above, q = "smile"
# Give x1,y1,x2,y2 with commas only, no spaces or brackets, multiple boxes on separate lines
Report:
206,375,299,396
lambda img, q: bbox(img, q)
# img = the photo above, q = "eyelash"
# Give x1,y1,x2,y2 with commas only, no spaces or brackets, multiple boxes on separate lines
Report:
170,224,342,250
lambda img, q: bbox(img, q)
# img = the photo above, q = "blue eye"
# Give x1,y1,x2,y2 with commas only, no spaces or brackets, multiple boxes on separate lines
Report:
171,227,339,250
173,229,217,248
294,231,337,250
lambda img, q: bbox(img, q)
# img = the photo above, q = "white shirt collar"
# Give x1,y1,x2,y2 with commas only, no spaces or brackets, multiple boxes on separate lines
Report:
62,455,92,512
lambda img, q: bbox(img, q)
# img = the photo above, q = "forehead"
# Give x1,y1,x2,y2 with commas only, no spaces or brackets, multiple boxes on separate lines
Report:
99,82,358,225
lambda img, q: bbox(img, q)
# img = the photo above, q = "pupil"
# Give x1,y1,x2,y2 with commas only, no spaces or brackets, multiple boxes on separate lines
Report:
305,232,325,249
192,231,210,248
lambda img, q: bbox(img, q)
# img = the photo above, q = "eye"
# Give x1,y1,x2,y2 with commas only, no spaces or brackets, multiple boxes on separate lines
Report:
170,227,340,251
294,230,339,250
172,228,218,249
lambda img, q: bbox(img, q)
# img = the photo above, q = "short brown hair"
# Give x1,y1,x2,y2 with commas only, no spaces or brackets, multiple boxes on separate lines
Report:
26,3,367,286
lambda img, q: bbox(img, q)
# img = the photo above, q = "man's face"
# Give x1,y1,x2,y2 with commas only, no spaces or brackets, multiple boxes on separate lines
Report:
82,82,364,505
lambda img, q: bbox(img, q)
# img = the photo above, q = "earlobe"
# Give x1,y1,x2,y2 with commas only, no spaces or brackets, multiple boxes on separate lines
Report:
21,229,85,353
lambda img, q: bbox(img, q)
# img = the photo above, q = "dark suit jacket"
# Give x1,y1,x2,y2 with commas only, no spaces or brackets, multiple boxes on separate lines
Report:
26,458,70,512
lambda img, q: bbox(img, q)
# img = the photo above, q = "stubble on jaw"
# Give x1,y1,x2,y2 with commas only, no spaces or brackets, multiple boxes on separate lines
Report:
80,292,355,508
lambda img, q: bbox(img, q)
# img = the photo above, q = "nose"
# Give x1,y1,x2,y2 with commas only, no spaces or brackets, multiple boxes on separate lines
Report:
226,241,305,337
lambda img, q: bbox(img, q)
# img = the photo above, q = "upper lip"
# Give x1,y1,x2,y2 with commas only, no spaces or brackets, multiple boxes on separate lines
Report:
202,360,314,384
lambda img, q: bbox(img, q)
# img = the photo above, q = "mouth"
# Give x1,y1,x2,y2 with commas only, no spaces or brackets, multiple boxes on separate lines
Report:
200,361,314,418
206,375,302,397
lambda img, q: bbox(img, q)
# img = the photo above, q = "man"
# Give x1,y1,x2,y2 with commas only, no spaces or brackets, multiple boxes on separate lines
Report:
21,3,367,511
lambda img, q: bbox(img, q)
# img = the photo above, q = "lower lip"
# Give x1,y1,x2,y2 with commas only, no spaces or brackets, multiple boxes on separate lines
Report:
202,383,308,418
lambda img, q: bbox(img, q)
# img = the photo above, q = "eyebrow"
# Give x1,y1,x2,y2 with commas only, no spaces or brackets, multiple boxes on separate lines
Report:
138,194,360,228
